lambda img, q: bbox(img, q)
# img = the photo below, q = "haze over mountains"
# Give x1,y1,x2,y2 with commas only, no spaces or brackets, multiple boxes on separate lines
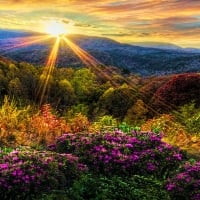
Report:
0,29,200,76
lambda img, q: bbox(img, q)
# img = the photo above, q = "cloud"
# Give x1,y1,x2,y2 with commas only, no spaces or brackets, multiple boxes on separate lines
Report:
102,32,133,37
1,0,200,47
74,23,92,27
62,19,70,24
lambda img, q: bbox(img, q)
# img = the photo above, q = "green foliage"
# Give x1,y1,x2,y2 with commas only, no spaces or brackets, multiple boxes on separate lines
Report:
98,115,117,126
125,99,148,126
173,102,200,134
99,85,137,119
91,115,117,132
8,77,26,98
68,174,170,200
66,104,89,118
141,114,185,138
118,122,135,133
49,79,76,109
72,68,98,102
0,96,30,146
33,190,69,200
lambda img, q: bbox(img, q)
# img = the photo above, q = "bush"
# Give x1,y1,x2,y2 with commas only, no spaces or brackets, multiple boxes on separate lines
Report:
68,174,170,200
173,102,200,134
0,147,86,199
55,131,185,179
0,96,30,147
90,115,117,132
68,113,90,133
166,161,200,200
27,104,70,146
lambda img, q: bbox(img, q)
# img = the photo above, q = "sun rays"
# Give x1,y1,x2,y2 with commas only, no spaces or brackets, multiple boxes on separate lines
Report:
2,35,52,53
45,20,68,38
0,29,177,115
62,36,118,86
38,37,60,105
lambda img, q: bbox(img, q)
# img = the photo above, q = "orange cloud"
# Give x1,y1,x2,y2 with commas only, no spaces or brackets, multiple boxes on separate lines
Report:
0,0,200,47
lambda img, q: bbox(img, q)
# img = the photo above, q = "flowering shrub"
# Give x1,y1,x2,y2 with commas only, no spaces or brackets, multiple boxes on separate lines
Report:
55,131,185,178
0,147,86,199
166,161,200,200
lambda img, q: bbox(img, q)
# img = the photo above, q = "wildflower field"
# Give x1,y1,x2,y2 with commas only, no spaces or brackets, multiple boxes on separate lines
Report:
1,127,200,199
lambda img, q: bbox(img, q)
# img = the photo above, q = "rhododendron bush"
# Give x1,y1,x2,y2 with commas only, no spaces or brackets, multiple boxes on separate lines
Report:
54,131,185,178
0,147,86,199
166,161,200,200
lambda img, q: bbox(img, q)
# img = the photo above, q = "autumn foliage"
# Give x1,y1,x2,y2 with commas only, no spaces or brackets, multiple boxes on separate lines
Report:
152,73,200,112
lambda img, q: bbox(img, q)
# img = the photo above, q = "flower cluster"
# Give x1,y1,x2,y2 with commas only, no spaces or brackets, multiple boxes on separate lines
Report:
166,161,200,200
55,131,184,178
0,147,86,199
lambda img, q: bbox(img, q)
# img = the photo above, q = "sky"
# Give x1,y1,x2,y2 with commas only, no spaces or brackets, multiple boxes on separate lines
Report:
0,0,200,47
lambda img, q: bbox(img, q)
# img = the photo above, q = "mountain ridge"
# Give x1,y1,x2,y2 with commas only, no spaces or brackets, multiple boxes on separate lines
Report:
0,29,200,76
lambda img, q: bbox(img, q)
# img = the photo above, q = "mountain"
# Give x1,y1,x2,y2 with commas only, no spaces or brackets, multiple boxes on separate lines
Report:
0,29,37,39
131,42,182,51
132,42,200,53
0,29,200,76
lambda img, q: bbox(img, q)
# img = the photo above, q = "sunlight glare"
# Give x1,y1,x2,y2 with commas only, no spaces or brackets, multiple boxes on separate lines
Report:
45,20,67,37
62,36,118,86
3,35,52,52
38,37,60,105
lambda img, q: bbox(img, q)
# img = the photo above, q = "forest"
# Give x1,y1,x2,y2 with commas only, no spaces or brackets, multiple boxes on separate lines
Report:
0,57,200,199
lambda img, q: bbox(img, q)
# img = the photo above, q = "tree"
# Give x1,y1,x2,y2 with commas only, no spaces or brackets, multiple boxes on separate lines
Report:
99,85,137,120
173,102,200,134
139,76,170,104
71,68,98,102
49,79,76,109
0,70,8,98
152,73,200,112
8,78,27,98
17,62,39,100
125,99,148,126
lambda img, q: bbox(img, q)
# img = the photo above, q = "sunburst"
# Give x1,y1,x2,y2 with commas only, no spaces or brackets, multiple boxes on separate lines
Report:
0,20,175,115
45,20,67,38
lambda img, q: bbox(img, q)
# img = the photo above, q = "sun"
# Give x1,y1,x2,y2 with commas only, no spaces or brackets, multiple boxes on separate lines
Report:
45,20,67,37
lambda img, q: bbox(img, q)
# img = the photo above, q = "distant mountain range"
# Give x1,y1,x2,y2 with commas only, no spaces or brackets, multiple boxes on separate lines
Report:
132,42,200,53
0,29,200,76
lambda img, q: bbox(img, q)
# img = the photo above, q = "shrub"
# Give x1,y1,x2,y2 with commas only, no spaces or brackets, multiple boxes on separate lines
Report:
0,96,30,147
68,113,90,133
166,161,200,200
68,174,170,200
173,102,200,134
90,115,117,132
141,114,200,153
27,104,70,146
55,131,185,179
0,147,86,200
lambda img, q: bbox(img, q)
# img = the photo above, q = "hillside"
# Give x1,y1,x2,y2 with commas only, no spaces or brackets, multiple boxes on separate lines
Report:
0,45,200,200
0,30,200,76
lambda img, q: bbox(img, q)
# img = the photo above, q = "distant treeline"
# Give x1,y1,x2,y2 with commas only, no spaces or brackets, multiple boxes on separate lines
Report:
0,59,200,122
